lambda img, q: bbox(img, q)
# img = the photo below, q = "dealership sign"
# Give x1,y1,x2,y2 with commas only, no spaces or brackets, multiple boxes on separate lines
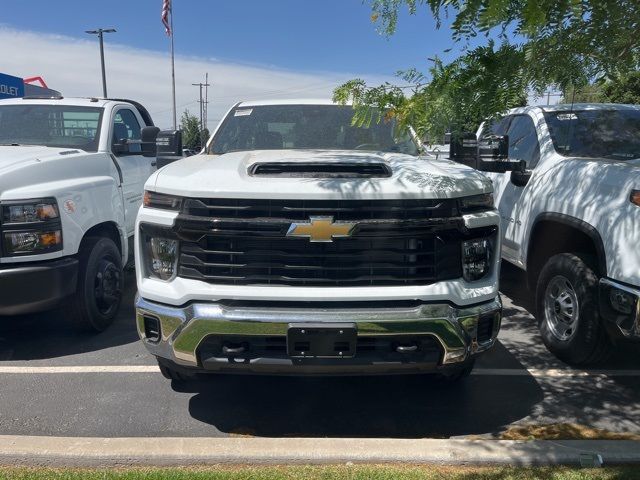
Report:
0,73,25,99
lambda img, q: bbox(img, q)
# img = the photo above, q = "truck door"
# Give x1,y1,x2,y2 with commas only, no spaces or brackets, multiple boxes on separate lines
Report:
110,108,149,237
485,114,541,265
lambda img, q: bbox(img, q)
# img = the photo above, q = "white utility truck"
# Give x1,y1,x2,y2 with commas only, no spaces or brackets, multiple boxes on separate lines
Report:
0,96,173,331
476,104,640,364
135,99,522,381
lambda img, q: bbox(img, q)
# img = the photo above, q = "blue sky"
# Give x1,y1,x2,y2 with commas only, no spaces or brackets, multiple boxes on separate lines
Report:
3,0,458,75
2,0,512,127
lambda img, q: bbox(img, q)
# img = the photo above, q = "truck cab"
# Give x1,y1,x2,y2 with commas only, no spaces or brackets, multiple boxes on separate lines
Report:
478,104,640,364
0,96,159,330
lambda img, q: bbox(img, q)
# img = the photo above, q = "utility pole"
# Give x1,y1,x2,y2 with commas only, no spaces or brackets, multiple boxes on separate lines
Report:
192,77,210,148
85,28,116,98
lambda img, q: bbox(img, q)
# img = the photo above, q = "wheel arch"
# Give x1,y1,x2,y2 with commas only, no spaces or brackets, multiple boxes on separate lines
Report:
81,221,125,259
526,213,607,288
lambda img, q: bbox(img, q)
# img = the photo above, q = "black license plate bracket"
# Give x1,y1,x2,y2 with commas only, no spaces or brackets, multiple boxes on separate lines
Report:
287,323,357,358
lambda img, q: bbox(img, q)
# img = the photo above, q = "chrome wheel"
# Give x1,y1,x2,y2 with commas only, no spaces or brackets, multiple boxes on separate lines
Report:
544,275,579,342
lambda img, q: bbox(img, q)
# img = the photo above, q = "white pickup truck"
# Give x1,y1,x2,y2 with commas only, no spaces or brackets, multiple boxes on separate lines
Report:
477,103,640,364
135,99,522,381
0,96,164,331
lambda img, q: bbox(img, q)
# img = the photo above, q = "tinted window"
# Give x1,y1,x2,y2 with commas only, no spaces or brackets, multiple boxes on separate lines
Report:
543,109,640,160
210,105,418,156
482,116,512,137
507,115,541,168
0,105,103,152
113,109,141,143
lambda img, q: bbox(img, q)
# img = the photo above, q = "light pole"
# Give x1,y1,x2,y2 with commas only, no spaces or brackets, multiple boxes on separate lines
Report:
85,28,116,98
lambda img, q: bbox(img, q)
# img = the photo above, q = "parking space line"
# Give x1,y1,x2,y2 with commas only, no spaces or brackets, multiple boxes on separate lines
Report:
0,365,639,377
0,366,160,373
472,368,640,377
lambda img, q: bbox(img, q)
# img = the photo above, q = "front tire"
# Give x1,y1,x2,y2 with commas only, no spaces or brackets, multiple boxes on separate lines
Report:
535,253,610,365
439,359,475,383
65,236,123,332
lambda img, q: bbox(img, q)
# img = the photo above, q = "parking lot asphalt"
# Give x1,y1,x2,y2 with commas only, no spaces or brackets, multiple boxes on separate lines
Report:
0,263,638,439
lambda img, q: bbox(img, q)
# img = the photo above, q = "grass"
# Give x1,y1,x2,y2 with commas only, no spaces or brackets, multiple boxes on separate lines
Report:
500,423,640,441
1,465,640,480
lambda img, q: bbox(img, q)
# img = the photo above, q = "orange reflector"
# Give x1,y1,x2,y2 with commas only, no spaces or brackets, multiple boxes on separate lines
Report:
631,190,640,207
40,231,62,246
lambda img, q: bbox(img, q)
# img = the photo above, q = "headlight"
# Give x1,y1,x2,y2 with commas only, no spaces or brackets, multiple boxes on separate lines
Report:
2,201,59,223
142,230,178,281
143,190,182,211
3,230,62,255
459,194,494,213
1,199,63,256
462,238,492,282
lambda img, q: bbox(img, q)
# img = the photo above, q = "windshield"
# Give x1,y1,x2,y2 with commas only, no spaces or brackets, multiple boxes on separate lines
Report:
209,104,418,156
543,108,640,160
0,104,103,152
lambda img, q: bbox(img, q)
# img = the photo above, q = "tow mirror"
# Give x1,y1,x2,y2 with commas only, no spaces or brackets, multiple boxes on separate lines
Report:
450,133,525,173
156,130,183,169
141,126,160,158
449,132,479,169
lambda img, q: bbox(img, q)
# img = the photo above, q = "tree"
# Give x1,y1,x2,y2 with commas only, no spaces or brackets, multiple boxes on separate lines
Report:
180,109,204,150
600,72,640,104
562,72,640,104
334,0,640,139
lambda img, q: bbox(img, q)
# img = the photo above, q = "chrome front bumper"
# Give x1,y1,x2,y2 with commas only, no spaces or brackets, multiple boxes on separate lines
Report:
136,296,502,374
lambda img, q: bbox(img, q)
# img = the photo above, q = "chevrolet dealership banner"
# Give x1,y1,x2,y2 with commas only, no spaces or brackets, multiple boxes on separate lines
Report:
0,73,25,99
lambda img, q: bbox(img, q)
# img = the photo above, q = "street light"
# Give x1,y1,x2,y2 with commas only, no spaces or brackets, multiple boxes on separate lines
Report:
85,28,116,98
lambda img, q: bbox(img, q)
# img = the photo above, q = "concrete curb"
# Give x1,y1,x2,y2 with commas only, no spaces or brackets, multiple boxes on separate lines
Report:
1,436,640,467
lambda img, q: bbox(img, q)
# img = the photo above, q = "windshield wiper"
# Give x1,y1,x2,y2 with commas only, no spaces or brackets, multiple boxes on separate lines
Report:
0,143,23,146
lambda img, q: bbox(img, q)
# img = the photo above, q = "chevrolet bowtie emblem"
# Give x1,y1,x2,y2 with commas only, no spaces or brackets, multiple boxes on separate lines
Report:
287,216,356,242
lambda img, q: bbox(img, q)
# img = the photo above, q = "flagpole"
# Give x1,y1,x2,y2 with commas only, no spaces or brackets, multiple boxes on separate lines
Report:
170,2,177,130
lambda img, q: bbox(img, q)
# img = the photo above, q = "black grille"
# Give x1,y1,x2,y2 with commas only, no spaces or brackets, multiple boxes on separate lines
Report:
171,198,477,287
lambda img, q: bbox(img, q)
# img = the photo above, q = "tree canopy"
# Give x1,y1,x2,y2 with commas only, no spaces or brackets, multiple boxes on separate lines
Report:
334,0,640,140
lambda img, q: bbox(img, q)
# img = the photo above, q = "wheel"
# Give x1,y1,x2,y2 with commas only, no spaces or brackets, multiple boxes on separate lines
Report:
535,253,611,365
439,359,475,383
65,236,123,332
157,360,195,383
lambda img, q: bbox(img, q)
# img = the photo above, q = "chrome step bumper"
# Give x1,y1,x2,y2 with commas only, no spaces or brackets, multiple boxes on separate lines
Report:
136,296,502,373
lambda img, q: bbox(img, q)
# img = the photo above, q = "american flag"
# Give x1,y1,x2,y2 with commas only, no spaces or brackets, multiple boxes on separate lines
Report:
161,0,172,36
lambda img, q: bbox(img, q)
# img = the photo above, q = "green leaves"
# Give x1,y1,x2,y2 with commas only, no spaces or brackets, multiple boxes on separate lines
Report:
342,0,639,141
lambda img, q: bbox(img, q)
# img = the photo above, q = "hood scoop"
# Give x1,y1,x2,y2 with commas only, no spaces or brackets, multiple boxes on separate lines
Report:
248,162,392,178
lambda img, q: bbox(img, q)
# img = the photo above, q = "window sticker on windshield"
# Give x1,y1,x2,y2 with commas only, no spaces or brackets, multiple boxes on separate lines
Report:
556,113,578,121
234,109,253,117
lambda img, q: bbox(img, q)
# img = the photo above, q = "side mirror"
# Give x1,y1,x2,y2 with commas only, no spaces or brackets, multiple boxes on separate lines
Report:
449,132,480,169
511,169,532,187
141,126,160,158
156,130,183,169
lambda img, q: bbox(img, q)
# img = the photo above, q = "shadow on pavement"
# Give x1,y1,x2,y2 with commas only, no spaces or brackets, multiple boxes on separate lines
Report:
183,372,544,438
0,270,139,361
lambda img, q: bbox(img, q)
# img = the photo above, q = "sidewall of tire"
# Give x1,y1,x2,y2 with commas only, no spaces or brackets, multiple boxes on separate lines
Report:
535,253,608,365
70,237,123,332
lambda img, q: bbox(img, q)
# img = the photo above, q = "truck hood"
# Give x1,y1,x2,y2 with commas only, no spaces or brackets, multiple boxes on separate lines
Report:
151,149,492,200
0,145,84,175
